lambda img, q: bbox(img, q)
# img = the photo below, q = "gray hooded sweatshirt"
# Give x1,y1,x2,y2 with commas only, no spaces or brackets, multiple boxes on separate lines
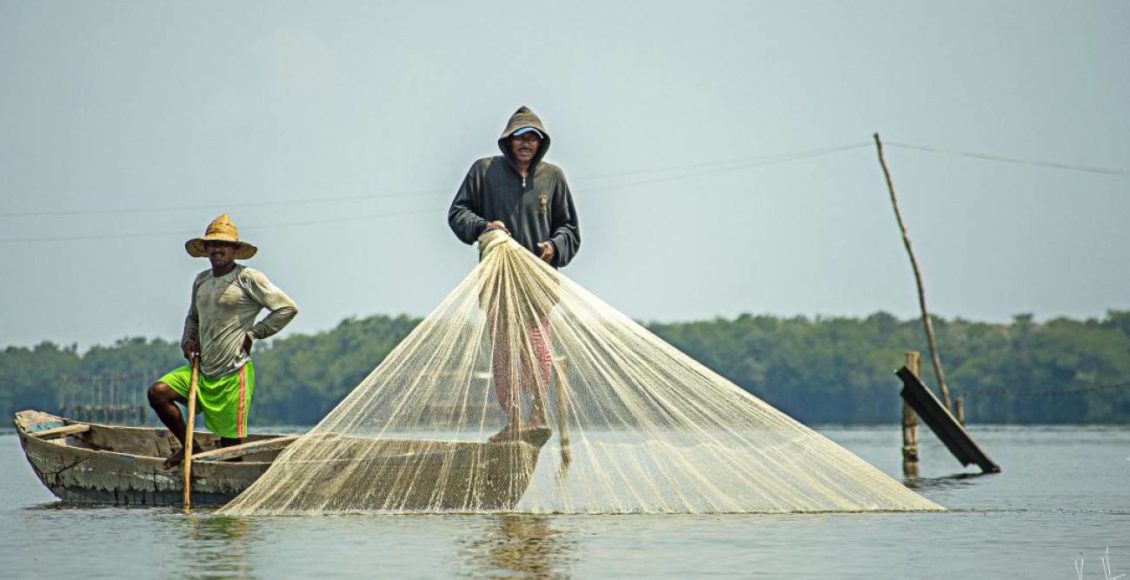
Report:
448,106,581,268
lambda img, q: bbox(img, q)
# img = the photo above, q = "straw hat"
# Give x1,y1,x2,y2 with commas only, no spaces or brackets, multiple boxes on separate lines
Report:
185,214,258,260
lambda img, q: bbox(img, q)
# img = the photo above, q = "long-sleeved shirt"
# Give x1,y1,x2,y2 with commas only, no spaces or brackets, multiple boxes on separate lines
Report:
448,157,580,268
180,265,298,377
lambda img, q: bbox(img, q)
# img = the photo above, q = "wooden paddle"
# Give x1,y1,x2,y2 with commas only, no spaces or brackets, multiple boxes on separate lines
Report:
182,353,200,511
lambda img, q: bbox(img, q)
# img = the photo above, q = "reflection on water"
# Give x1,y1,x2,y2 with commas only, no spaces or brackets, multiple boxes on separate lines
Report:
180,515,253,579
903,472,985,492
24,500,98,511
460,515,577,578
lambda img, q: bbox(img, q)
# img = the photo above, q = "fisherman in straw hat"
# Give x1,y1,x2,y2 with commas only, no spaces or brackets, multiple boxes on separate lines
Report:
148,214,298,469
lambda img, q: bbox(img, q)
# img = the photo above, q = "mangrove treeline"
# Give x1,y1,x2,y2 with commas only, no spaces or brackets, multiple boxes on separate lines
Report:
3,311,1130,426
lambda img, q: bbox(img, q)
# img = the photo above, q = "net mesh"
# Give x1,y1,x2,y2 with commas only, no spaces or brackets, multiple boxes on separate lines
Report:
218,231,941,515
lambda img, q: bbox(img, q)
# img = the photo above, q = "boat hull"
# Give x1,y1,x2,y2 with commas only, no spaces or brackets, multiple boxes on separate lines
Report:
15,410,278,506
242,431,551,513
14,410,550,511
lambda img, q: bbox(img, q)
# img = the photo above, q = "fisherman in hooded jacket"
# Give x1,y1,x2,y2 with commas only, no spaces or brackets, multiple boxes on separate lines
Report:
448,106,581,440
448,106,580,265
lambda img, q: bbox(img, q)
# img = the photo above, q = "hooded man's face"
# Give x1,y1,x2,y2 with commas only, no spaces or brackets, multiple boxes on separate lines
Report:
509,132,541,165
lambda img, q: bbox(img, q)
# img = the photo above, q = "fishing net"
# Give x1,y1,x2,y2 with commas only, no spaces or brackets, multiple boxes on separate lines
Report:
219,231,941,515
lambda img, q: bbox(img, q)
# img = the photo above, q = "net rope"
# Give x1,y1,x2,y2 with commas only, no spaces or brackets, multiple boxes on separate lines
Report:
219,231,941,515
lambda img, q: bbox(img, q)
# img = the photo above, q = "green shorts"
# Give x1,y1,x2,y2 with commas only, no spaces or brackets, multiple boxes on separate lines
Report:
159,361,255,439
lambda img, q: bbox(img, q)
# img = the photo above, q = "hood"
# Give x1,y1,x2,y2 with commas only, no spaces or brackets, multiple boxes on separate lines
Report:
498,106,551,170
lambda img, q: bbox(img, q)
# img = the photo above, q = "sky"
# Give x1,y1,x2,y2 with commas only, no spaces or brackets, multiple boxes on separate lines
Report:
1,1,1128,349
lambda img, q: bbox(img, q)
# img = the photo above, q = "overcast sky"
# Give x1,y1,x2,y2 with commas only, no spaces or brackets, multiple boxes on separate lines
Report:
1,1,1127,349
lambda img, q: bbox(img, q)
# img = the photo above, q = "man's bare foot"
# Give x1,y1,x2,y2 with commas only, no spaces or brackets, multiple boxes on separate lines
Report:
488,423,519,443
162,444,204,470
163,448,186,470
518,426,553,447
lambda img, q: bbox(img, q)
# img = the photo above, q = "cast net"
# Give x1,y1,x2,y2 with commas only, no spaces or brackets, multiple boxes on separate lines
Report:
219,231,941,515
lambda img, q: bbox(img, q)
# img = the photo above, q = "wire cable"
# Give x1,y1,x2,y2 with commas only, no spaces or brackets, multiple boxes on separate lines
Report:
0,190,447,219
0,143,871,219
0,208,442,245
580,143,871,193
577,142,871,183
886,141,1130,178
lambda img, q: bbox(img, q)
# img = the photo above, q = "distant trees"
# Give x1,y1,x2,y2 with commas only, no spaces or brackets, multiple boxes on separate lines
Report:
649,311,1130,424
2,311,1128,426
0,341,79,424
252,315,418,425
0,337,180,424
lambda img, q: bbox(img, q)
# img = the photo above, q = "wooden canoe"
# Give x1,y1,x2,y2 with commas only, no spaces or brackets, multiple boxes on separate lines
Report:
14,409,551,510
14,409,295,506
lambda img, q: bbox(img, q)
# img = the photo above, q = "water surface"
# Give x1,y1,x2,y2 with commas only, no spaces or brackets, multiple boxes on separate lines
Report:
2,426,1127,578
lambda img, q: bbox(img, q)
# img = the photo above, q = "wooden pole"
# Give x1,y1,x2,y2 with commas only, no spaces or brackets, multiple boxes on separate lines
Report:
955,395,965,425
97,378,104,423
874,133,953,411
902,351,921,478
551,357,572,480
183,354,201,511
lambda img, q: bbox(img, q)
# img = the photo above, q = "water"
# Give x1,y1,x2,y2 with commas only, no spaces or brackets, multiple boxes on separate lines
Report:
2,426,1127,579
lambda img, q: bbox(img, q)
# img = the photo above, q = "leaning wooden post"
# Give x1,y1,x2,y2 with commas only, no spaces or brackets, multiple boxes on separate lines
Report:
183,354,201,512
874,133,953,411
902,351,921,478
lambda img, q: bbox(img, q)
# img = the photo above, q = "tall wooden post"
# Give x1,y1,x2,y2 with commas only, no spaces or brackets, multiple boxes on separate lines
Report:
875,133,953,411
552,357,572,480
902,351,921,478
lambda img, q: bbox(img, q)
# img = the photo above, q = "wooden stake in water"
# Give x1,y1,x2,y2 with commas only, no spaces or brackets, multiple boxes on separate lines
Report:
902,351,921,478
183,354,200,512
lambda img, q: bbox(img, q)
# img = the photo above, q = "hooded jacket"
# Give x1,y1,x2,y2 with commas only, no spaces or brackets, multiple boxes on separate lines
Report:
448,106,581,268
